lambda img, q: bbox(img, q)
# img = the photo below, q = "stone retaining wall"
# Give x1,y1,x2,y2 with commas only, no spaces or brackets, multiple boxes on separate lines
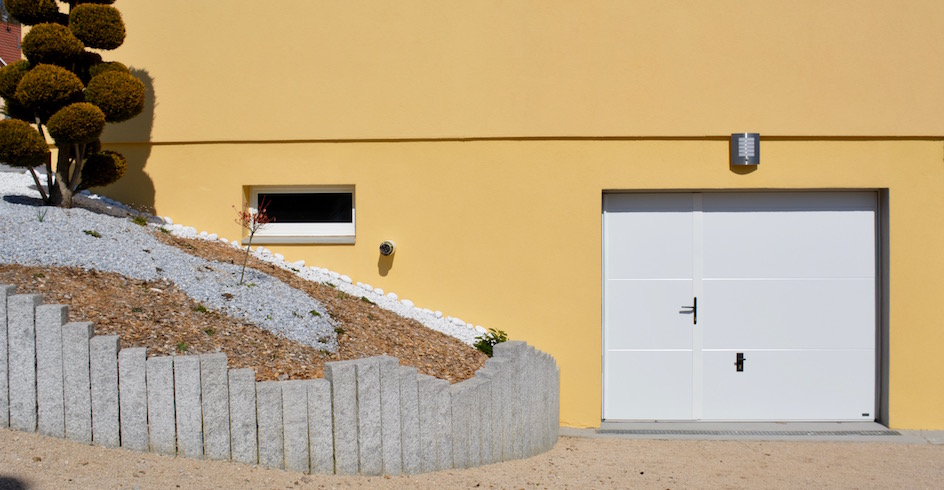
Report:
0,285,560,475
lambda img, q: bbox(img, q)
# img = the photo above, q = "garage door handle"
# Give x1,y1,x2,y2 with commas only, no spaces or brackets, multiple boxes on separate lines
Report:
681,297,697,324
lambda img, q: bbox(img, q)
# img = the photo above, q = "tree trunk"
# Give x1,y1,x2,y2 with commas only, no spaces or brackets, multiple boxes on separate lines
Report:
55,172,73,208
49,152,72,208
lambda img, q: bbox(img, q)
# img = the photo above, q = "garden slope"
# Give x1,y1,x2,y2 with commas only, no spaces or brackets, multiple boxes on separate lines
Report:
0,174,486,383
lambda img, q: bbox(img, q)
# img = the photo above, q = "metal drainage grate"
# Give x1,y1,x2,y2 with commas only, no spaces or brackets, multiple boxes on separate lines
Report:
596,429,901,437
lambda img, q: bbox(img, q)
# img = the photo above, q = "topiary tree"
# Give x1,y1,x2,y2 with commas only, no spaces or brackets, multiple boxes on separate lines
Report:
0,0,143,208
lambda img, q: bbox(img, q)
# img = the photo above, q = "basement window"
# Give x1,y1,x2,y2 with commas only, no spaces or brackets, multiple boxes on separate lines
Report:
247,186,355,244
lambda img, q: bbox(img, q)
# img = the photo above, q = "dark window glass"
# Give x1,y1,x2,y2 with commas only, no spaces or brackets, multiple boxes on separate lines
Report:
258,192,353,223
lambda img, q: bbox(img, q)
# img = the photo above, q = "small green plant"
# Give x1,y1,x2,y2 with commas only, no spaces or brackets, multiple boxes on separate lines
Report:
203,327,216,336
176,342,188,353
367,313,375,321
292,311,302,318
158,226,170,234
131,215,147,226
36,208,48,222
83,229,101,238
337,291,348,300
334,326,346,335
473,328,508,357
309,310,322,317
131,307,142,313
265,314,272,321
360,296,374,305
245,282,257,288
193,304,208,313
33,272,45,279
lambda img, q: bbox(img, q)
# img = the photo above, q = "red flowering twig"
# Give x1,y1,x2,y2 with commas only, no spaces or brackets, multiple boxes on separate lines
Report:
234,197,274,285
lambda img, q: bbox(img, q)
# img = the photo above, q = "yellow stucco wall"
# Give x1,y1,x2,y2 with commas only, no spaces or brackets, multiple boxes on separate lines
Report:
107,0,944,143
83,1,944,428
102,139,944,429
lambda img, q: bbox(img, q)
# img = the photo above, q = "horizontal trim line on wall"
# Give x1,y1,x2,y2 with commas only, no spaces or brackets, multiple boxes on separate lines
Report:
100,135,944,146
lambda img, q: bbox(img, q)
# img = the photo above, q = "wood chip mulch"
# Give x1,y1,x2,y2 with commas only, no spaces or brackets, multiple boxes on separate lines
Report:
0,228,487,383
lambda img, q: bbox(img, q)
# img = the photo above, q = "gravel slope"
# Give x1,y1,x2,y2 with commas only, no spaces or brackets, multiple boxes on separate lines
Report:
0,172,338,351
0,170,479,349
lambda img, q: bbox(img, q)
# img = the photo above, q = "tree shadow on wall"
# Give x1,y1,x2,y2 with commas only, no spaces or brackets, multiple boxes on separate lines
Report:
95,67,157,213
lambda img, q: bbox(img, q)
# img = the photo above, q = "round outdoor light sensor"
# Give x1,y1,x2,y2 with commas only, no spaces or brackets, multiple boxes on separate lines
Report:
379,240,396,256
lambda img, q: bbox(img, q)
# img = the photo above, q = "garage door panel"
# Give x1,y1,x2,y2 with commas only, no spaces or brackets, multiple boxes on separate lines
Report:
702,349,875,420
605,280,694,350
604,351,693,420
603,191,877,422
604,194,693,280
702,193,875,279
701,278,875,350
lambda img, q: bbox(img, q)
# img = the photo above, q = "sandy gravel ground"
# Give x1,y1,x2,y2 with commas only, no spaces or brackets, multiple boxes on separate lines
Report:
2,428,943,489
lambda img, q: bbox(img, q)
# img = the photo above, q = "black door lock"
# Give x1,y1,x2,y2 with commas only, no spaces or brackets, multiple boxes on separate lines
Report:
735,353,746,372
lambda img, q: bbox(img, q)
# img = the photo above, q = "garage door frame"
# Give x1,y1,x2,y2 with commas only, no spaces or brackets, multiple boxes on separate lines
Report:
601,189,888,425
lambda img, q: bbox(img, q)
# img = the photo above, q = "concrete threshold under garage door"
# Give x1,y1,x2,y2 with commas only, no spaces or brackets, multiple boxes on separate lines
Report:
557,422,940,443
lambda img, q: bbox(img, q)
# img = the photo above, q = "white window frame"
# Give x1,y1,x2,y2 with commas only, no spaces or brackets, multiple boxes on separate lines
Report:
246,185,355,244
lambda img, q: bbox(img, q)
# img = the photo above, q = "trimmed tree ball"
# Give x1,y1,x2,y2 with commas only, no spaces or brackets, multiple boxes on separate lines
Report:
14,64,85,120
89,61,130,79
85,71,145,123
47,102,106,145
79,150,126,190
4,0,60,26
22,23,86,66
0,60,31,101
3,99,35,122
69,4,126,50
0,119,51,169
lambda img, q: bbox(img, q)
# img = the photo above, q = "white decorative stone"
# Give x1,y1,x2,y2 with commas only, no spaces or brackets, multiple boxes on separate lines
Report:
274,253,284,261
360,283,373,291
422,308,433,316
401,299,414,308
451,317,465,326
373,288,384,295
199,231,208,237
291,260,305,268
386,292,398,300
231,240,240,247
163,216,173,224
475,325,487,334
340,275,352,283
435,311,443,318
219,237,229,243
207,233,218,240
329,271,341,279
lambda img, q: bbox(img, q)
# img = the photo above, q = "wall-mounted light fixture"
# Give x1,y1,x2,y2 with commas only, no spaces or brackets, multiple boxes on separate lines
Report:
730,133,760,166
379,240,396,256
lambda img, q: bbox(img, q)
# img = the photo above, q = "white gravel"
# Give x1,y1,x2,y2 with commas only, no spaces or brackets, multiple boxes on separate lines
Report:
0,170,478,347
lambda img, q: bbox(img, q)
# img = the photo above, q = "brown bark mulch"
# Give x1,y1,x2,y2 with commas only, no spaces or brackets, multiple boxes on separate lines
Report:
0,229,486,383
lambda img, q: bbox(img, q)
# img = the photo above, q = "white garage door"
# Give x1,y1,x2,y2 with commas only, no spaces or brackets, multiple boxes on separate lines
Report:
603,192,877,421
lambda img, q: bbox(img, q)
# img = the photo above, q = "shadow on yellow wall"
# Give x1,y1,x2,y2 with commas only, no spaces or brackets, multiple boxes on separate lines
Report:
97,68,156,212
